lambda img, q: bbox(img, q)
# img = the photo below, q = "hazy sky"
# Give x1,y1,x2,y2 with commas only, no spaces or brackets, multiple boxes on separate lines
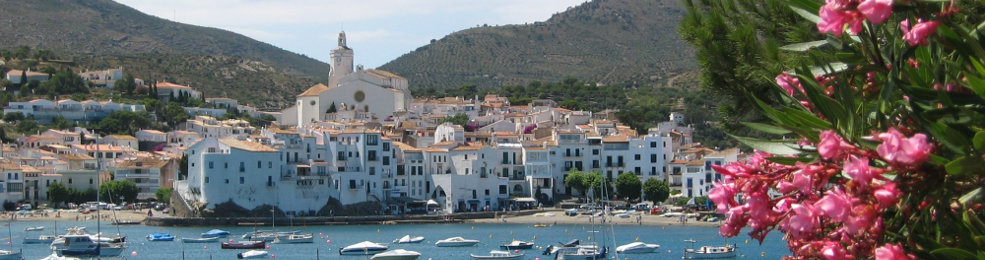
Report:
115,0,585,68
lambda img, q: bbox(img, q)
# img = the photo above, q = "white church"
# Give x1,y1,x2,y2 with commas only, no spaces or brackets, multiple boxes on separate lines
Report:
280,31,412,127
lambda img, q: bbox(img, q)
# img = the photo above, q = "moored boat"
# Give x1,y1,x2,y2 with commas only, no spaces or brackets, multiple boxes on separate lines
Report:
339,241,389,255
0,249,21,260
236,250,269,259
470,250,524,259
221,241,265,249
683,240,737,259
393,234,425,244
201,229,231,238
51,234,125,257
554,245,607,260
500,240,534,250
616,241,660,254
370,249,422,260
146,233,175,241
25,226,44,232
273,233,313,244
435,236,479,247
24,235,57,244
182,237,220,243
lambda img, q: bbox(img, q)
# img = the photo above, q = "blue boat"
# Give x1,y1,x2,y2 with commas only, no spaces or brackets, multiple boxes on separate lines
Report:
146,233,175,241
201,229,231,238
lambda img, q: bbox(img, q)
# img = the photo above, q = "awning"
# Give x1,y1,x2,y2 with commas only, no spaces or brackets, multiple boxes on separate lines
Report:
514,197,536,203
426,199,439,206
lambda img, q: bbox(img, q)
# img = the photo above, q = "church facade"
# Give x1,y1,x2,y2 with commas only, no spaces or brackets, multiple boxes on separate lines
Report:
280,31,411,127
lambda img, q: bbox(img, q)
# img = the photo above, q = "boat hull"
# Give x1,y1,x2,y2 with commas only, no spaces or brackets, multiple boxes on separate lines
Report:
435,241,479,247
237,250,269,259
370,250,421,260
182,237,219,243
221,241,265,249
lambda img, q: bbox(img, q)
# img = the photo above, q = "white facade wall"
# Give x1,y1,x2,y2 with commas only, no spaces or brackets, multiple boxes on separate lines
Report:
181,138,286,211
0,169,24,203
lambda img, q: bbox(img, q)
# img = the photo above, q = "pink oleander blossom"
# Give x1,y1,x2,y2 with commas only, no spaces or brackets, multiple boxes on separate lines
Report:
857,0,893,24
877,128,931,166
901,19,940,46
775,72,804,96
821,241,849,260
815,188,853,222
818,130,854,160
783,203,820,238
874,243,913,260
818,4,864,36
873,182,901,209
709,179,737,212
844,155,875,186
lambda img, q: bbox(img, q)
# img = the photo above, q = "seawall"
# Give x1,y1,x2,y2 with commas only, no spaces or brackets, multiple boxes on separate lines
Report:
144,210,544,227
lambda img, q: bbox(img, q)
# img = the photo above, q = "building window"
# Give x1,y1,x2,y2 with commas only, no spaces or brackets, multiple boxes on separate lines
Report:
383,143,390,151
369,167,375,175
650,142,657,148
634,154,641,160
239,162,245,172
383,156,390,165
204,177,209,183
240,177,245,184
368,151,377,161
592,149,599,155
651,154,657,163
209,162,213,169
224,162,228,168
366,134,379,145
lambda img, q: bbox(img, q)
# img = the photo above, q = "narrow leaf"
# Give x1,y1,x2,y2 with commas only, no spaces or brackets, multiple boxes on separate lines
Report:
946,156,985,176
741,122,793,135
930,248,977,259
974,131,985,152
766,156,814,165
780,40,829,52
788,6,821,24
960,187,984,205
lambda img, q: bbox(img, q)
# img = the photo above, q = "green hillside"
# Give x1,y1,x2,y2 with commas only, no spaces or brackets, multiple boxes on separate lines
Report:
0,0,326,107
379,0,696,89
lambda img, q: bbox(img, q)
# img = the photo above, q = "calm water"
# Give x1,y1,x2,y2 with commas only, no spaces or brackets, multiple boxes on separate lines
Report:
2,220,790,259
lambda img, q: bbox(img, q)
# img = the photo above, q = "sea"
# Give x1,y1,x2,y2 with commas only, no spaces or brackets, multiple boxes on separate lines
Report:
4,220,790,259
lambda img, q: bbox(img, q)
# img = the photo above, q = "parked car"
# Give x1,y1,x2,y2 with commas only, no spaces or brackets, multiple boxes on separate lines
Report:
565,209,579,216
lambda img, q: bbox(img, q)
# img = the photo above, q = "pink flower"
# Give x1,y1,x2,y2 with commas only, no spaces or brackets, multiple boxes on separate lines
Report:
775,72,804,96
844,155,874,185
901,19,940,46
709,180,737,213
874,182,901,208
815,188,853,222
875,243,913,260
877,128,932,166
818,130,854,160
818,4,864,36
857,0,893,24
821,241,849,260
783,203,820,237
791,163,818,193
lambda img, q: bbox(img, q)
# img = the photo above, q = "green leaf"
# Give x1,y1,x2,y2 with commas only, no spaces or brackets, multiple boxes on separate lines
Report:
974,131,985,152
930,248,977,260
788,6,820,24
729,135,802,155
926,121,969,154
780,40,828,52
741,122,792,135
809,62,849,76
946,156,985,176
960,187,984,205
766,156,814,165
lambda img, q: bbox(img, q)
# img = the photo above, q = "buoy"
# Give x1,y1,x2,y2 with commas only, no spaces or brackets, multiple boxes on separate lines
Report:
319,232,323,236
131,251,137,257
514,250,519,253
326,239,332,244
762,252,766,257
745,239,749,244
489,234,493,238
533,235,537,240
271,254,276,258
204,245,208,249
635,236,640,241
266,245,271,249
472,226,475,230
564,229,568,233
510,231,514,235
377,229,381,232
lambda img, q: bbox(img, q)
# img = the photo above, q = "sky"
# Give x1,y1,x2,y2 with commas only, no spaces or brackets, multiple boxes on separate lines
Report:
115,0,586,68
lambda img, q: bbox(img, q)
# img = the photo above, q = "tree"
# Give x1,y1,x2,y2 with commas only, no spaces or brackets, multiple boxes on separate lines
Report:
38,70,87,95
3,112,24,122
51,116,72,130
642,178,670,205
47,182,70,206
162,102,189,127
99,180,139,204
326,102,337,113
97,111,153,135
614,172,642,202
439,113,469,127
178,156,188,179
564,170,590,197
155,188,172,204
114,73,136,94
587,171,610,200
15,119,38,134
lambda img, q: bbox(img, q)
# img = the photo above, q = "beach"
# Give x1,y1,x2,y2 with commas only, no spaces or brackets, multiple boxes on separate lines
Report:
470,209,721,227
1,208,154,223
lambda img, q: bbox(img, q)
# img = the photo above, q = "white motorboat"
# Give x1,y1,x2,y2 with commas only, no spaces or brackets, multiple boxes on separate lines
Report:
236,250,269,259
24,235,57,244
499,240,534,250
339,241,389,255
0,249,22,260
50,234,125,257
393,234,425,244
273,233,313,244
200,229,230,238
616,241,660,254
181,237,220,243
370,249,422,260
434,236,479,247
470,250,524,259
25,226,45,232
683,240,737,259
554,244,607,260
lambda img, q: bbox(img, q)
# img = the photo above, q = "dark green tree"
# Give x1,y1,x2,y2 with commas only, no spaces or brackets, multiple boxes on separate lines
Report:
587,171,610,200
178,156,188,179
439,114,469,127
47,182,70,206
3,112,24,122
155,188,172,204
114,73,136,94
326,102,337,113
642,178,670,205
96,111,153,135
614,172,642,201
15,119,38,134
99,180,139,204
564,170,590,198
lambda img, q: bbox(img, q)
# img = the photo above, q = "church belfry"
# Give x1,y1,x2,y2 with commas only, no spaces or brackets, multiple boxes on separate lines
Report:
328,30,354,88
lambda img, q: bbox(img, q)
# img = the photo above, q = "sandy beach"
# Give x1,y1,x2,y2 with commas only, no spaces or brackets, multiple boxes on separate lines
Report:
470,209,720,227
1,209,154,223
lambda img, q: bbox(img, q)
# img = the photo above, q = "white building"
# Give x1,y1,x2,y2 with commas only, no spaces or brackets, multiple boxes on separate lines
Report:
4,99,146,124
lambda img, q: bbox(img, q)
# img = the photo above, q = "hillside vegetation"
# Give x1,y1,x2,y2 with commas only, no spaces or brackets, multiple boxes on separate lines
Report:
0,0,326,107
380,0,696,89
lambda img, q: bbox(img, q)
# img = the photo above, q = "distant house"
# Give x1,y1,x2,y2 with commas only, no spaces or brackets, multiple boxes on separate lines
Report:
206,98,238,109
101,135,138,149
155,82,202,101
4,69,48,84
4,99,146,124
78,67,124,88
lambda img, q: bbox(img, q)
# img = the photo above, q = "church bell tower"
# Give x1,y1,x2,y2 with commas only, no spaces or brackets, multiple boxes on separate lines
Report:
328,31,354,88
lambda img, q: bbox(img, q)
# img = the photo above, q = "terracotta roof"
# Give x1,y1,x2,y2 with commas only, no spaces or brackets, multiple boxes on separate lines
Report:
138,129,165,135
220,138,278,152
602,135,629,142
114,157,168,168
523,146,549,150
298,83,332,97
156,81,193,89
669,160,688,164
686,160,705,166
71,144,132,153
59,154,95,160
6,69,46,77
452,145,483,151
106,134,137,140
365,69,406,80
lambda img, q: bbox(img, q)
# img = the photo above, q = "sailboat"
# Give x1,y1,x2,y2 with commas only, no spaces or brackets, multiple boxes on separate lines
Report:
51,143,126,257
554,185,611,260
0,220,23,260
